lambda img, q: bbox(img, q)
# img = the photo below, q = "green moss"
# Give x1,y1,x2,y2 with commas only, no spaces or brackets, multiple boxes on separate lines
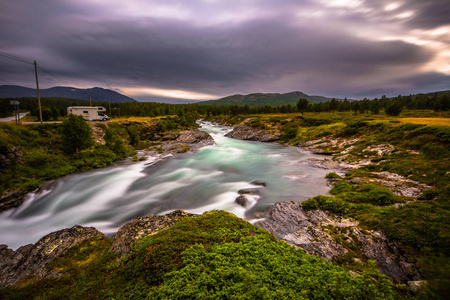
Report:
325,172,343,179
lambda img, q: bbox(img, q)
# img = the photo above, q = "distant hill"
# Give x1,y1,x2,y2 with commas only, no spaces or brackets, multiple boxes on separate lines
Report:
0,85,136,103
136,96,201,104
199,91,334,107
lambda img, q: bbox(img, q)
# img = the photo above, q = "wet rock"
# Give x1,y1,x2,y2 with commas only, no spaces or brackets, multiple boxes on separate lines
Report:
225,125,280,142
250,180,266,187
238,188,261,195
235,195,250,207
254,201,420,283
176,130,214,144
109,210,195,255
164,143,191,154
0,225,103,288
0,188,29,213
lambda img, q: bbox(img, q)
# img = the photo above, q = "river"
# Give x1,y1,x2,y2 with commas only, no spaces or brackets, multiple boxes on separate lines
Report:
0,121,330,249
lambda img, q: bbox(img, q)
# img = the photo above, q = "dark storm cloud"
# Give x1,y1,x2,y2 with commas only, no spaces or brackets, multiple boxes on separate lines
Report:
403,0,450,29
353,72,450,98
0,0,448,99
28,17,433,95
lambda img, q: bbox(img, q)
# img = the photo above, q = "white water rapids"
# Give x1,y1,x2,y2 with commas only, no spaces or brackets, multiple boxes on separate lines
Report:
0,121,330,249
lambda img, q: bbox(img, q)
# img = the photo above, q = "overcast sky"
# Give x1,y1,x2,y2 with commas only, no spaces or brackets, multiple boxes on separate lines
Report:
0,0,449,101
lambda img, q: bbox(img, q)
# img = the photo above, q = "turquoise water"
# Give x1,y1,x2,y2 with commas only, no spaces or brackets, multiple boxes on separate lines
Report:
0,121,329,249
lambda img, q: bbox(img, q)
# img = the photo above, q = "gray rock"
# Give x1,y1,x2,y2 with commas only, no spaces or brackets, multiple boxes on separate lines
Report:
250,180,266,187
238,188,261,195
109,210,195,255
0,225,103,288
254,201,420,283
235,195,250,207
162,132,179,140
225,125,280,142
0,188,29,213
299,138,360,154
176,130,214,144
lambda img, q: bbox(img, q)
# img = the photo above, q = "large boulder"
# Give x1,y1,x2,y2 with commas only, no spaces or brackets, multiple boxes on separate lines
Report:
254,201,420,283
176,130,214,144
109,210,195,255
0,225,103,288
225,125,280,142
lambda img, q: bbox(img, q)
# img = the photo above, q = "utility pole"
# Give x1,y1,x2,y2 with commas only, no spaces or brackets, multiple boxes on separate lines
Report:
90,95,92,107
34,61,43,124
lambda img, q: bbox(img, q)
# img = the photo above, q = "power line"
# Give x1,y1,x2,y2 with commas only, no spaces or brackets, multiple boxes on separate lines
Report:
37,65,71,86
0,51,34,65
0,50,72,87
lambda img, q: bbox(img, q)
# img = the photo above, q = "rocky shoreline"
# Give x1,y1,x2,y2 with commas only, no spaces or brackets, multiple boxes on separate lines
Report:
0,123,429,291
0,129,215,214
0,210,195,288
253,201,420,284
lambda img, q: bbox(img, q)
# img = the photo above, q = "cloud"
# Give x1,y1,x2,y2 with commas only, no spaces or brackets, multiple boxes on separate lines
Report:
0,0,448,100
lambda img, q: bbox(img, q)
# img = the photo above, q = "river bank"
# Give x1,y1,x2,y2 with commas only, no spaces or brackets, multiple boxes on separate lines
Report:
214,114,449,295
1,115,447,297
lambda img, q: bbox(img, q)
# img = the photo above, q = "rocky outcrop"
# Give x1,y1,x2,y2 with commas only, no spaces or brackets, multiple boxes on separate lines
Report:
225,125,280,142
0,210,195,288
109,210,195,255
0,188,29,213
176,130,214,145
254,201,420,283
0,225,103,287
299,138,360,154
370,171,432,198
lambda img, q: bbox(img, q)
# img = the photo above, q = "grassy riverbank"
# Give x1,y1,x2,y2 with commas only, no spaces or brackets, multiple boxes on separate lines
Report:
211,109,449,297
0,115,199,211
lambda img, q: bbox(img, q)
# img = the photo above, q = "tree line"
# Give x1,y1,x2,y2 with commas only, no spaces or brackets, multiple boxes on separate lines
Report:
0,91,448,118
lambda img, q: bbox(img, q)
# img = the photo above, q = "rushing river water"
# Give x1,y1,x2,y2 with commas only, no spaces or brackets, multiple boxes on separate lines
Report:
0,121,330,249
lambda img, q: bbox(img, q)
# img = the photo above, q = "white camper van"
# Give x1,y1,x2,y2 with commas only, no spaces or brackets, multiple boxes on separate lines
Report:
67,106,110,121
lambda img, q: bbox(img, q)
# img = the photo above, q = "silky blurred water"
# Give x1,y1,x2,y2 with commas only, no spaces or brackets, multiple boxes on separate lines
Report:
0,121,329,249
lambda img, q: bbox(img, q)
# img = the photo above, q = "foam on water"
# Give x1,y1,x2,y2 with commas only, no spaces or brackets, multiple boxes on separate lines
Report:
0,121,330,249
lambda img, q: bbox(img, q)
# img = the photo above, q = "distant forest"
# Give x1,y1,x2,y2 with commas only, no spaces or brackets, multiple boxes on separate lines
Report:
1,91,449,119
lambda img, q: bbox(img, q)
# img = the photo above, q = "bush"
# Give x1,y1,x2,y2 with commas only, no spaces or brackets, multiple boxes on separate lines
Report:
325,172,342,179
421,143,448,159
281,123,298,140
61,115,94,154
385,101,403,116
302,197,319,210
152,236,395,299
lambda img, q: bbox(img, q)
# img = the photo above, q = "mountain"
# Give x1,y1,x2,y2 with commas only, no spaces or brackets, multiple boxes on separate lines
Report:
199,91,334,107
0,85,136,103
